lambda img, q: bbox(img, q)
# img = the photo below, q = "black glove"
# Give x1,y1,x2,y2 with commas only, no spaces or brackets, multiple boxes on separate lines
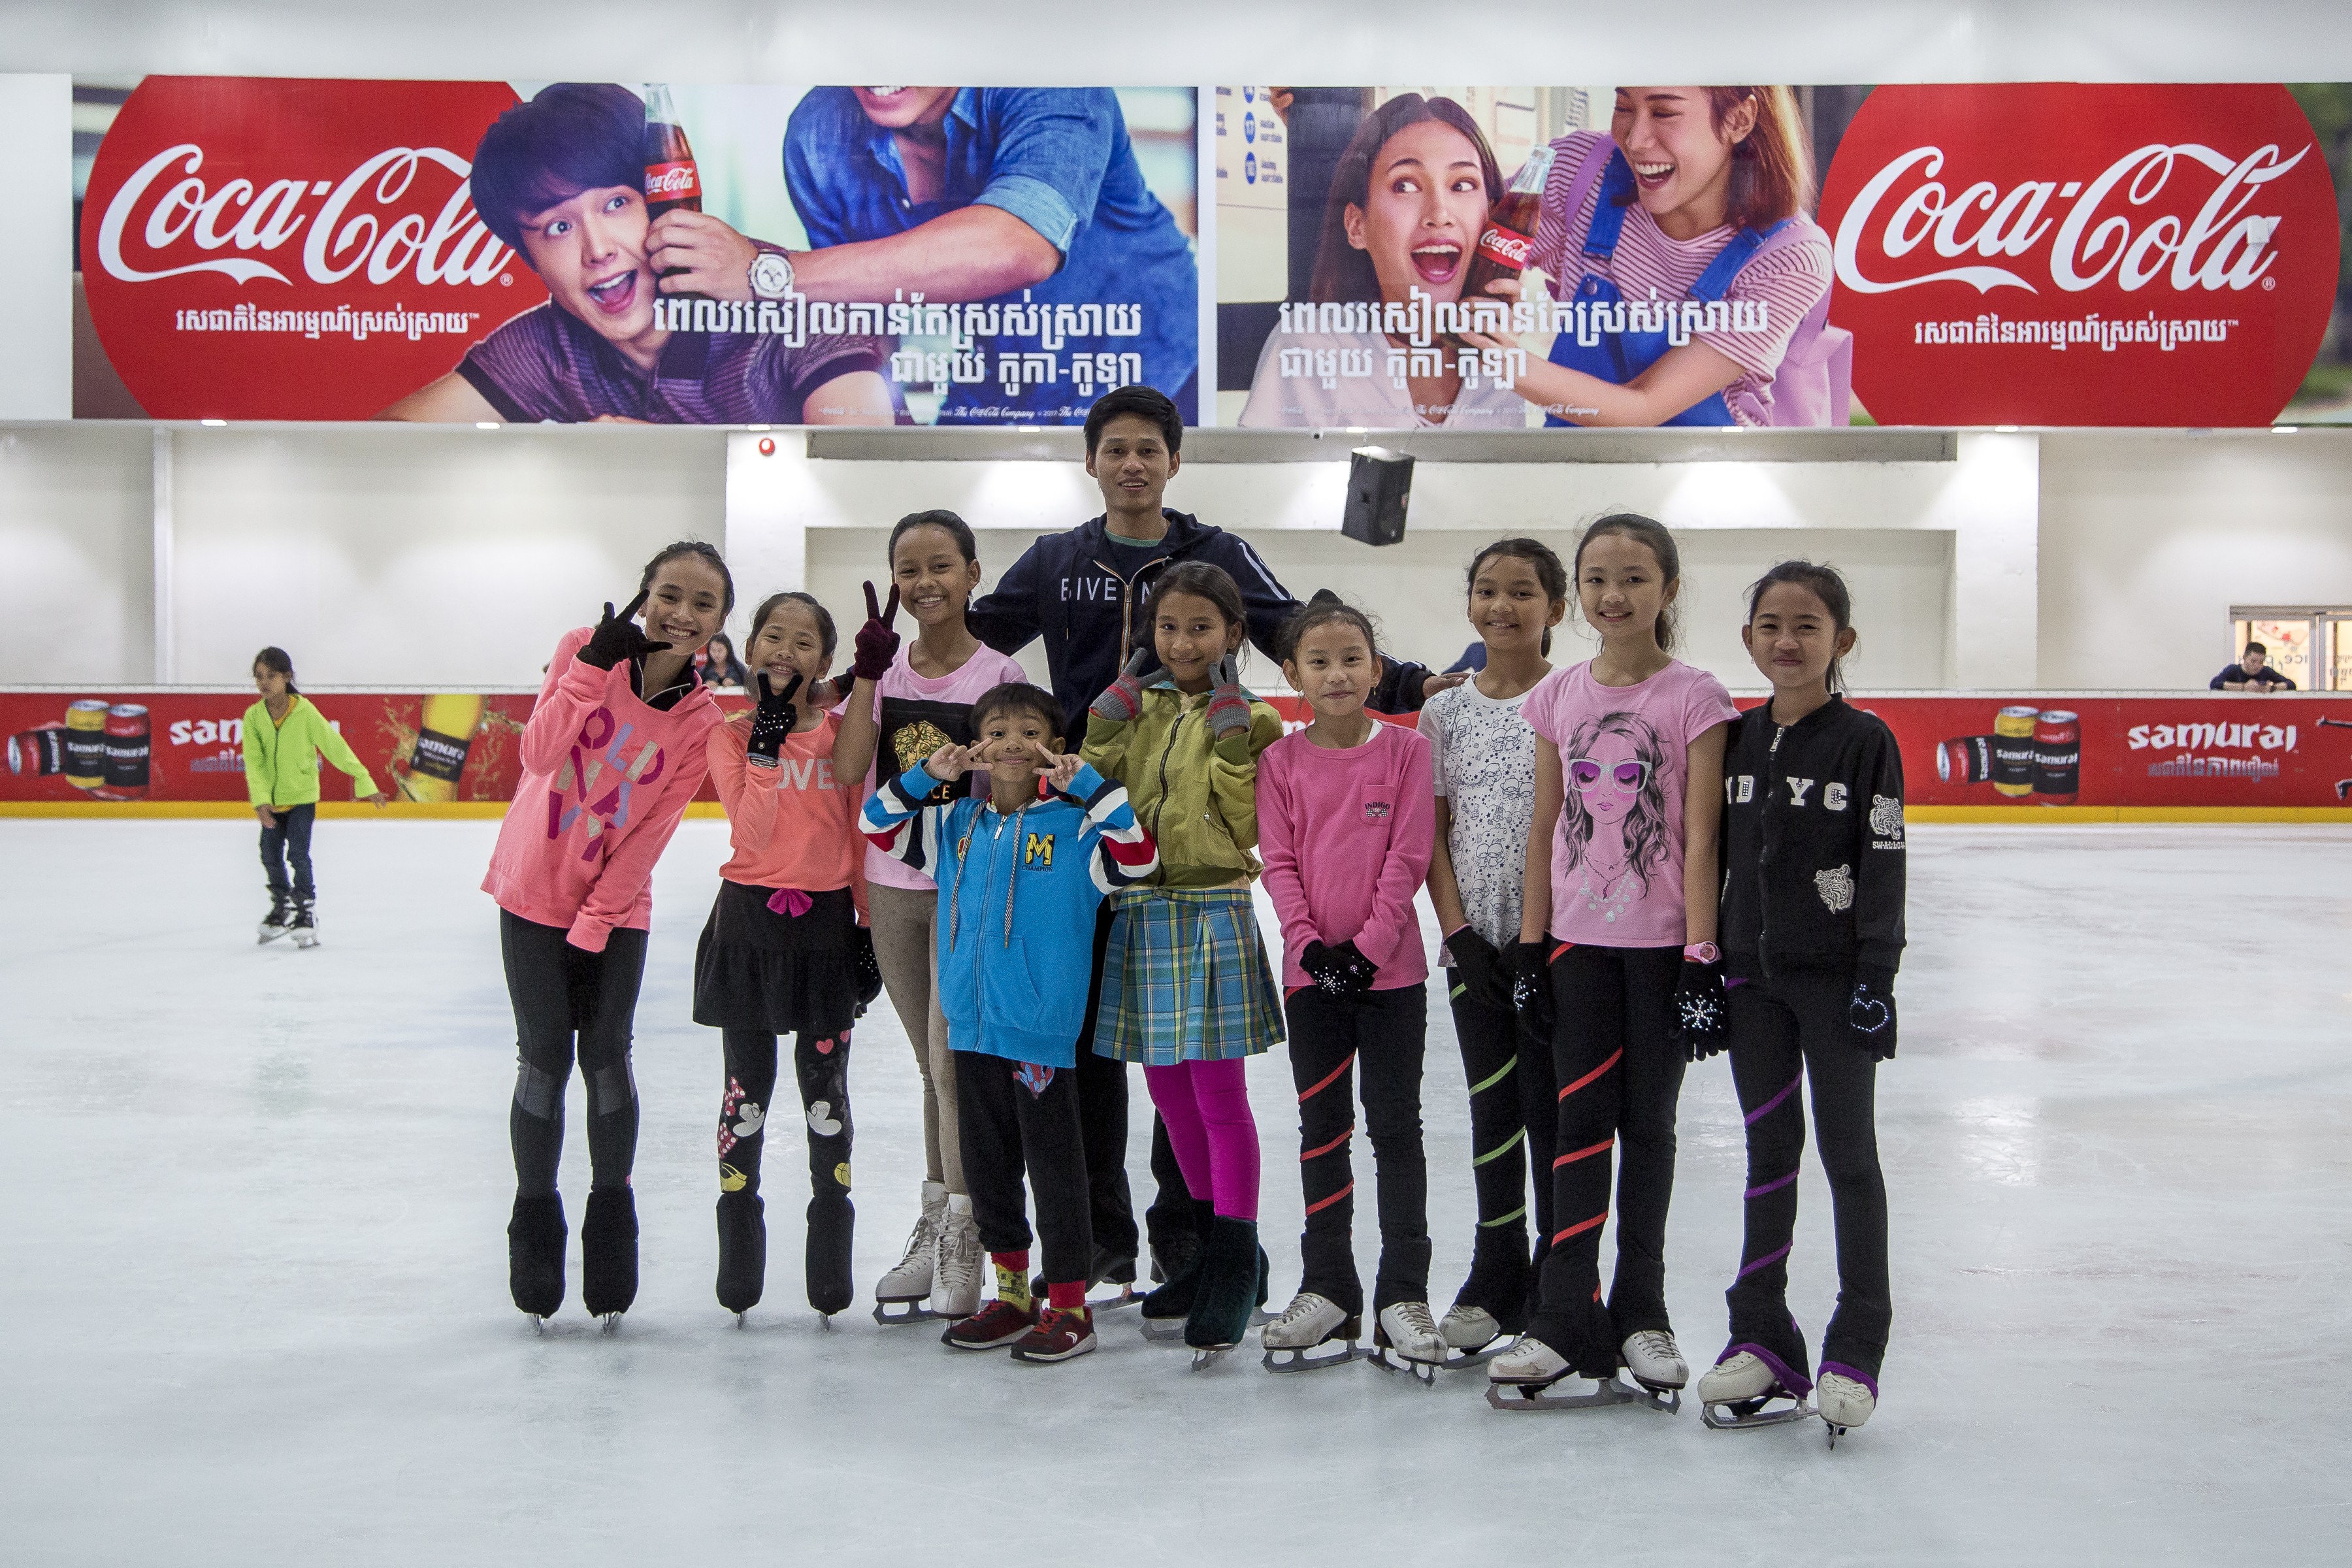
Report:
1673,955,1730,1061
1510,939,1556,1048
578,589,671,672
1848,967,1899,1060
745,670,804,763
849,581,902,683
1301,939,1378,998
1445,926,1509,1012
852,925,883,1011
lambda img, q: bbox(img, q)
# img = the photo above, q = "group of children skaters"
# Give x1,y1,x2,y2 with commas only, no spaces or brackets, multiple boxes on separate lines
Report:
478,390,1903,1438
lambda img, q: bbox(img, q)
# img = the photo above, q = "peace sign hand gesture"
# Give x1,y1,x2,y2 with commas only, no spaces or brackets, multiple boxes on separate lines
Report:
746,670,805,762
850,581,903,683
578,589,672,671
923,740,979,783
1032,743,1084,798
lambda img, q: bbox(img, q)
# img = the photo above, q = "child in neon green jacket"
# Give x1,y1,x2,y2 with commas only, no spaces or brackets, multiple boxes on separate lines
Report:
243,646,385,945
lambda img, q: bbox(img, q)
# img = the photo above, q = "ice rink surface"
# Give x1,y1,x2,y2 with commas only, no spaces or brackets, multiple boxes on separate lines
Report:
3,819,2348,1566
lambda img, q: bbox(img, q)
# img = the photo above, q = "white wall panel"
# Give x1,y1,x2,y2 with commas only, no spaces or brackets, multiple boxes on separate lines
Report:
165,425,725,687
0,425,152,682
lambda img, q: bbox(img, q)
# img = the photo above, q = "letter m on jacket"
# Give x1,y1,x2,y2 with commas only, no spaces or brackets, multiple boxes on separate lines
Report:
1024,832,1054,868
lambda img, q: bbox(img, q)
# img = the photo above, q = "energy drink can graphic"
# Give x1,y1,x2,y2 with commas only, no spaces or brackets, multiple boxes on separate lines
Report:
105,704,152,796
64,700,110,789
1992,705,2040,797
1936,734,1996,785
2033,710,2080,804
397,693,485,803
8,723,68,777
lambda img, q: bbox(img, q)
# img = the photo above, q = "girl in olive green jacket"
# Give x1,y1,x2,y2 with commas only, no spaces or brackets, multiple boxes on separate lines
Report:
1080,563,1284,1363
243,646,385,945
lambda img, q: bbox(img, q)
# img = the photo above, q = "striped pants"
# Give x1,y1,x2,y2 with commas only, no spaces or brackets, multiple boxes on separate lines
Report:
1528,943,1686,1375
1283,984,1430,1317
1446,986,1553,1315
1723,971,1890,1382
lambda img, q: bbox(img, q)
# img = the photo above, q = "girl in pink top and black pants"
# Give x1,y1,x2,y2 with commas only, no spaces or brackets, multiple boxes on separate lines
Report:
484,544,732,1329
1258,598,1442,1375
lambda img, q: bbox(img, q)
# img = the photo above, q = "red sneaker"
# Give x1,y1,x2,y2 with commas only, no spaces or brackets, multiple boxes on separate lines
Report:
1009,1307,1096,1364
941,1298,1036,1350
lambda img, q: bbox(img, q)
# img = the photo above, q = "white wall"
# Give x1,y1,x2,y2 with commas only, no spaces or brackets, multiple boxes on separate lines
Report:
11,1,2352,82
2039,431,2352,689
0,425,153,683
165,425,726,686
737,430,2034,691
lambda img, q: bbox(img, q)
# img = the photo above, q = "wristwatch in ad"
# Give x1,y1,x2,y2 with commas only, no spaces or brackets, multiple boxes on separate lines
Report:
749,250,796,301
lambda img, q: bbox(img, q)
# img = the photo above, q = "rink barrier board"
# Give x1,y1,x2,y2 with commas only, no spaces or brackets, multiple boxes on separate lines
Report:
10,691,2352,815
7,801,2350,824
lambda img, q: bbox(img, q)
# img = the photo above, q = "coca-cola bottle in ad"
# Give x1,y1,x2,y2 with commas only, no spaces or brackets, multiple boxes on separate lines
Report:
642,83,704,306
1446,142,1553,349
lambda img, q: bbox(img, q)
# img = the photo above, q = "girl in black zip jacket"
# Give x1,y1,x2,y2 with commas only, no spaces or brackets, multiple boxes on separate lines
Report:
1695,561,1903,1442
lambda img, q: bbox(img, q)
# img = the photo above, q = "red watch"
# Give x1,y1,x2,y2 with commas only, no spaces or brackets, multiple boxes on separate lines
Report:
1682,941,1720,964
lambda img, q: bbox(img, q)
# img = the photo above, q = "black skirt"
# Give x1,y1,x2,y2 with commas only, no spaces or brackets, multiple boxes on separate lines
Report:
692,881,859,1036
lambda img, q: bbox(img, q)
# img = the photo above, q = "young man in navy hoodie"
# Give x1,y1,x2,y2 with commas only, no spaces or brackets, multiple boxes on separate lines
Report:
964,385,1278,1286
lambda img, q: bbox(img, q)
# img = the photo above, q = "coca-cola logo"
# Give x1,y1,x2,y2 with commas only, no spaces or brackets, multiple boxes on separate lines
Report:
1819,84,2340,426
644,161,700,200
80,77,545,419
1475,226,1531,269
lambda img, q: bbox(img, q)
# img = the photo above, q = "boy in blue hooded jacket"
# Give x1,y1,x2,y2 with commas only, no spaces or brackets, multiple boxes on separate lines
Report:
859,681,1157,1364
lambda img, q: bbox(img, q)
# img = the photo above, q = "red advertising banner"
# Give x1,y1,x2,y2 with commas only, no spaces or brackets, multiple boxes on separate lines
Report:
8,691,2349,813
81,78,543,421
1820,84,2342,426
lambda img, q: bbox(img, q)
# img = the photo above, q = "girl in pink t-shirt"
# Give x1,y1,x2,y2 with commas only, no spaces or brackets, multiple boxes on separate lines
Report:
1488,513,1737,1412
833,510,1028,1325
1256,598,1440,1377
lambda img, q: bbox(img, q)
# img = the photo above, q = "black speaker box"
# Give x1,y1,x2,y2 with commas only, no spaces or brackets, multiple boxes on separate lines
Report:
1341,446,1414,547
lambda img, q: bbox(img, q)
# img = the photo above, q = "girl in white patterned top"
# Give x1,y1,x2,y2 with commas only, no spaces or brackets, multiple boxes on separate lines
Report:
1416,538,1568,1356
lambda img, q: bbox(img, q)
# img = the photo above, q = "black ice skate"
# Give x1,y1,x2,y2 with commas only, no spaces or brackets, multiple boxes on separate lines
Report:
289,897,319,949
506,1192,566,1329
1183,1217,1264,1370
1697,1339,1818,1433
1139,1199,1214,1341
580,1187,638,1331
715,1190,765,1325
258,892,293,944
806,1191,855,1323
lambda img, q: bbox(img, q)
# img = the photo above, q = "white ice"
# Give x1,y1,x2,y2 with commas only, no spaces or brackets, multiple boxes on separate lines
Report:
3,821,2348,1565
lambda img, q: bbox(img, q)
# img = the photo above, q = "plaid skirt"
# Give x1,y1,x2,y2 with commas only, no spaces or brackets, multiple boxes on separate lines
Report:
1092,886,1284,1064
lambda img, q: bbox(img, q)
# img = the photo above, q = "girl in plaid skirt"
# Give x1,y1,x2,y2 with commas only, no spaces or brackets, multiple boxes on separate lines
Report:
1082,561,1286,1364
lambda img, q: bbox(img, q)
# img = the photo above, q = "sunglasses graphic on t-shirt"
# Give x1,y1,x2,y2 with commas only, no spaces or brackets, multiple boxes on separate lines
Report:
1567,757,1650,792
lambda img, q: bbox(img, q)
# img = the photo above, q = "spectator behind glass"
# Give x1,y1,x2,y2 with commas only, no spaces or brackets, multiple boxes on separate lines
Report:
700,633,750,689
2211,641,2297,693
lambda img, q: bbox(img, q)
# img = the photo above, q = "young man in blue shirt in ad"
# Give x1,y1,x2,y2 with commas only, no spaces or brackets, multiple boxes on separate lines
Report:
646,87,1200,425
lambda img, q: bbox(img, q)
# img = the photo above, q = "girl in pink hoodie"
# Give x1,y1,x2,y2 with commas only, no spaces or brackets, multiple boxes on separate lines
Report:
486,541,731,1330
1256,596,1440,1379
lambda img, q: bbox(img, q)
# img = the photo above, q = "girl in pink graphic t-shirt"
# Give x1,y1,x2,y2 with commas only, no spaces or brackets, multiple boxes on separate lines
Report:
833,510,1028,1326
1487,513,1737,1411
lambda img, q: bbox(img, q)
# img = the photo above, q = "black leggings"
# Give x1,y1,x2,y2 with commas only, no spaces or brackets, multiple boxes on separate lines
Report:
259,803,315,900
502,910,647,1196
1530,943,1686,1373
956,1051,1092,1286
1448,985,1555,1284
1724,971,1891,1381
717,1026,853,1207
1284,984,1429,1315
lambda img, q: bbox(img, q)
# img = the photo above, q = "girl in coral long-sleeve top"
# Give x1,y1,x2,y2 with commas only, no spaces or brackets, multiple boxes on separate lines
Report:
694,591,874,1326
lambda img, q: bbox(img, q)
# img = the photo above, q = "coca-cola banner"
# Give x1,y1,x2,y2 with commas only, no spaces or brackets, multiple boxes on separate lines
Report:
74,79,1201,425
1211,83,2352,429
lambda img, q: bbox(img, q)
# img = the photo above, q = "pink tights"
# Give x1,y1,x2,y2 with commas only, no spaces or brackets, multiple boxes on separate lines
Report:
1143,1059,1260,1220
